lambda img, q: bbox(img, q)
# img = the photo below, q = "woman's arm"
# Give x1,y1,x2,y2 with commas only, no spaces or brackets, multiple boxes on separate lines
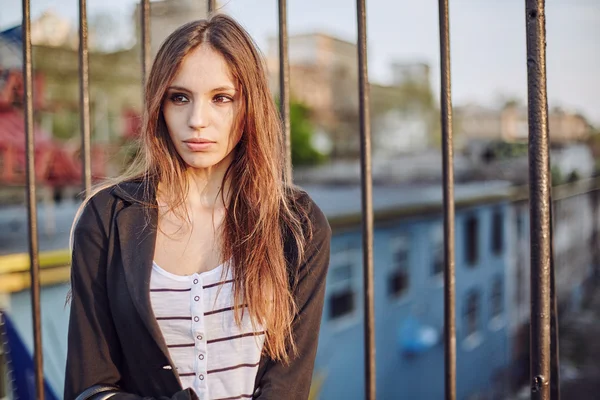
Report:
254,196,332,399
64,190,197,400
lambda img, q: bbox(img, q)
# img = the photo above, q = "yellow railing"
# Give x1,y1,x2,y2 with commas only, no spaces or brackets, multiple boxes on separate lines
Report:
0,249,71,293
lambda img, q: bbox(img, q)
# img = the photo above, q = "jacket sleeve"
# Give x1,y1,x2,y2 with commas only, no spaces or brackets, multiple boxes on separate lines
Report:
254,196,332,400
64,191,198,400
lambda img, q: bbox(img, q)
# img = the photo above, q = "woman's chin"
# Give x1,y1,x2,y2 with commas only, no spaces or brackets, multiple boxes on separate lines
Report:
182,155,227,171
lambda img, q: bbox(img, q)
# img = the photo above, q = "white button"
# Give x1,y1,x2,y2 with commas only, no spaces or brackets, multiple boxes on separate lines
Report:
199,354,204,360
194,316,199,322
199,374,205,380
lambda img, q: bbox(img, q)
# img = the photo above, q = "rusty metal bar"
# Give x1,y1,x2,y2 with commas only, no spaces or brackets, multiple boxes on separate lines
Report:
21,0,44,398
525,0,552,398
356,0,375,398
208,0,216,14
141,0,151,87
277,0,292,181
78,0,92,197
438,0,456,398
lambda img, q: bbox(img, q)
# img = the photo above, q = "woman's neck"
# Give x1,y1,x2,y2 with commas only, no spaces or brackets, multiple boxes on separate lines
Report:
185,168,230,211
159,152,234,212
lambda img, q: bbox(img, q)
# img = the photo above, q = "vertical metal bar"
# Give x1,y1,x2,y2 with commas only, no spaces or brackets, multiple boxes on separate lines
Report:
141,0,151,88
79,0,92,197
525,0,552,398
356,1,375,399
438,0,456,399
278,0,292,182
21,0,44,398
207,0,216,14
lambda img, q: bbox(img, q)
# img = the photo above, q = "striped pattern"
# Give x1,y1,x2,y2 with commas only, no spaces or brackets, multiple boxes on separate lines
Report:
150,261,264,400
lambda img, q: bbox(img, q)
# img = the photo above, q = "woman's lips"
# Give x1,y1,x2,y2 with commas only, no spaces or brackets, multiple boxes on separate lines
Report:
183,138,215,151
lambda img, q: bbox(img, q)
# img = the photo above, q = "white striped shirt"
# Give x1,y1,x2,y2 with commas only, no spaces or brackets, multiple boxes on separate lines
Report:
150,261,265,400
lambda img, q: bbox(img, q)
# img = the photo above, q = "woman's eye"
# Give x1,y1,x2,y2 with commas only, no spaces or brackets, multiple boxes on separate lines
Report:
170,94,189,104
214,95,233,104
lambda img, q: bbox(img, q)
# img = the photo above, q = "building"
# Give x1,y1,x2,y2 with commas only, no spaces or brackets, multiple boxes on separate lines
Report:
266,32,437,158
390,61,431,89
308,181,514,399
29,11,78,49
508,178,600,389
133,0,209,59
456,103,593,146
266,32,359,158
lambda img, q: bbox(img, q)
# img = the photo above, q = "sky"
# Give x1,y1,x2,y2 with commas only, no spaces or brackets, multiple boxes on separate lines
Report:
1,0,599,125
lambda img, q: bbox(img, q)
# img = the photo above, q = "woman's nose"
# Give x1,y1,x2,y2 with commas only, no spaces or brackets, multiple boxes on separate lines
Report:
188,100,210,130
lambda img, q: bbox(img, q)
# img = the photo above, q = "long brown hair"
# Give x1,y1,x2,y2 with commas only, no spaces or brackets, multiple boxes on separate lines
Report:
74,14,311,363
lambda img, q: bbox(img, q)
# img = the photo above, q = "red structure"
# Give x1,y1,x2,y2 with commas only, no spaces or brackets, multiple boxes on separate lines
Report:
0,68,105,187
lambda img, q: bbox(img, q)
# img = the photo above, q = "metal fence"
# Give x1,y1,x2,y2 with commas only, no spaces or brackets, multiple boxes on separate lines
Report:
18,0,557,399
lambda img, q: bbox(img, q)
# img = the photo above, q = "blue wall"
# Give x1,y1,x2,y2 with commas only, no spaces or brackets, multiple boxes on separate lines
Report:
314,202,511,399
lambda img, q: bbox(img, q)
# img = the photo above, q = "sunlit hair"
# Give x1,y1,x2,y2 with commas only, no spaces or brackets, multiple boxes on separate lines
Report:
71,14,311,363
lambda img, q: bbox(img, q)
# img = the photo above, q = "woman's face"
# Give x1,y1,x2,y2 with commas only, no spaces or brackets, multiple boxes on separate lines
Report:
162,43,242,171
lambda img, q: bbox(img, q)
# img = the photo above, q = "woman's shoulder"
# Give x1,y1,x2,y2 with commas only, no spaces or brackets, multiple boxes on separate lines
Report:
287,185,331,240
75,178,151,230
87,177,152,207
74,185,120,235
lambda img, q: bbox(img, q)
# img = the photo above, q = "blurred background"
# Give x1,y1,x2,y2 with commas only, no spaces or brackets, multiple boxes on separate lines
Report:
0,0,599,399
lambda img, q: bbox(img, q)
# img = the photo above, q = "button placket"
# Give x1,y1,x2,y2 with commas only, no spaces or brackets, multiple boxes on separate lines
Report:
192,273,208,389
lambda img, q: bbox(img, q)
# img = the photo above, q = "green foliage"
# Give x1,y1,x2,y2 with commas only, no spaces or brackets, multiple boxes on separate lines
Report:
51,111,79,140
566,170,581,183
274,97,327,166
485,141,529,161
594,159,600,177
551,165,563,186
289,101,326,166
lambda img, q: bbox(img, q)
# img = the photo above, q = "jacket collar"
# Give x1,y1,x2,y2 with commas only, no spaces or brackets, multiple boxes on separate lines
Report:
111,176,157,204
112,177,182,386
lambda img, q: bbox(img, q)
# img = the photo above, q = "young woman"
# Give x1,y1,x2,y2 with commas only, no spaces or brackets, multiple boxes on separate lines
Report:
64,14,331,400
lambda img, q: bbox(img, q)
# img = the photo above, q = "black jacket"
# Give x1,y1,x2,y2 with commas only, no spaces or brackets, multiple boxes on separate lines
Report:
64,180,331,400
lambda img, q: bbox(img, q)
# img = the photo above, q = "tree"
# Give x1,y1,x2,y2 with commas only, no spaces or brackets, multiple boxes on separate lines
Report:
275,98,327,167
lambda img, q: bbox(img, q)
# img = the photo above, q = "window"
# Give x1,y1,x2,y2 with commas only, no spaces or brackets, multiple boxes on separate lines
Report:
431,223,444,276
328,248,357,321
515,258,525,307
491,276,503,318
388,234,409,298
491,209,503,255
464,290,480,337
464,214,479,266
516,209,524,239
